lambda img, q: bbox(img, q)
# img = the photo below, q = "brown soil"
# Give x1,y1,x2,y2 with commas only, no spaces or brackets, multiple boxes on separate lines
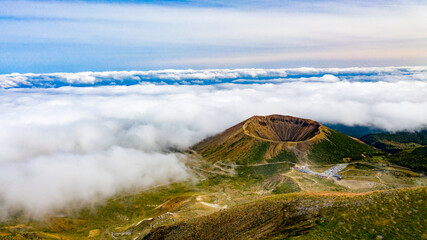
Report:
243,115,321,142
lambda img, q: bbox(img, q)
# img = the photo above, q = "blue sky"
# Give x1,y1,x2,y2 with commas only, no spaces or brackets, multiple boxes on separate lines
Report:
1,0,427,73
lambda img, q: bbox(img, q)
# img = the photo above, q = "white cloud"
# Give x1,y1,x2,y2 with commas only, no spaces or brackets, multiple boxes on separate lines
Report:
1,0,427,67
0,68,427,218
2,66,427,88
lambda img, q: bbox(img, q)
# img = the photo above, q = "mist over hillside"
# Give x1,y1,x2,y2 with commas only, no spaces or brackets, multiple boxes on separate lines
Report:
0,67,427,218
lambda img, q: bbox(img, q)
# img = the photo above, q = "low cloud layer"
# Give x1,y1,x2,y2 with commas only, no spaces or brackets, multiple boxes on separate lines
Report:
1,66,427,88
0,67,426,218
0,148,188,218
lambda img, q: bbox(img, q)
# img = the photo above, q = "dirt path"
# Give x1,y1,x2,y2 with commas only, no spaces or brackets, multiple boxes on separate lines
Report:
218,161,296,167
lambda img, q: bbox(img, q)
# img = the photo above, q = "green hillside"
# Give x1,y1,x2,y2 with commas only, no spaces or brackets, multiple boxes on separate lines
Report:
361,130,427,173
385,147,427,174
308,129,378,163
361,130,427,153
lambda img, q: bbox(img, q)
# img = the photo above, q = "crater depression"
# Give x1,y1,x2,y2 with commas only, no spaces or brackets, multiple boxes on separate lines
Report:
243,115,321,142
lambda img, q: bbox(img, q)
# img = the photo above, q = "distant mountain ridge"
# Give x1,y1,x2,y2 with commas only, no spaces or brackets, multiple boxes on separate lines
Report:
322,123,385,139
361,130,427,152
360,130,427,174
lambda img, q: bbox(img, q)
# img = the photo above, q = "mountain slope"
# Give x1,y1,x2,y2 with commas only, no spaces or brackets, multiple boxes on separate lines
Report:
192,115,376,164
142,187,427,240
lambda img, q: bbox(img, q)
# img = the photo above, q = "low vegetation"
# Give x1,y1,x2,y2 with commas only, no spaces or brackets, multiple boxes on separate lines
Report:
361,130,427,174
386,147,427,174
361,130,427,150
142,188,426,240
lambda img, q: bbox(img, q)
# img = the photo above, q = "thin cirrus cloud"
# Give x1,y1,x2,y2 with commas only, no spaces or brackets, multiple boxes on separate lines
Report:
1,0,427,72
1,67,427,218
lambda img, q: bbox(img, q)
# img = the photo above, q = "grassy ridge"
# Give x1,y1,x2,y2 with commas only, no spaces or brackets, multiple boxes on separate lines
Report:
142,187,427,240
296,188,426,239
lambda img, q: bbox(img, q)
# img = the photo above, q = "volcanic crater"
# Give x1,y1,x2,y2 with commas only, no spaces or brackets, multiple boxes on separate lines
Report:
243,115,321,142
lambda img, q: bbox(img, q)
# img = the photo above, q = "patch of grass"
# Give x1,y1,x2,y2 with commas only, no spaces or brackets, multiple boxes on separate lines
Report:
235,163,292,185
272,177,301,194
237,141,270,165
386,147,427,174
267,149,298,163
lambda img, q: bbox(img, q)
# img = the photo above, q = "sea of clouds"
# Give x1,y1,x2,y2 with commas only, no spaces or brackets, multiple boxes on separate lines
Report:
2,66,427,88
0,67,426,218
